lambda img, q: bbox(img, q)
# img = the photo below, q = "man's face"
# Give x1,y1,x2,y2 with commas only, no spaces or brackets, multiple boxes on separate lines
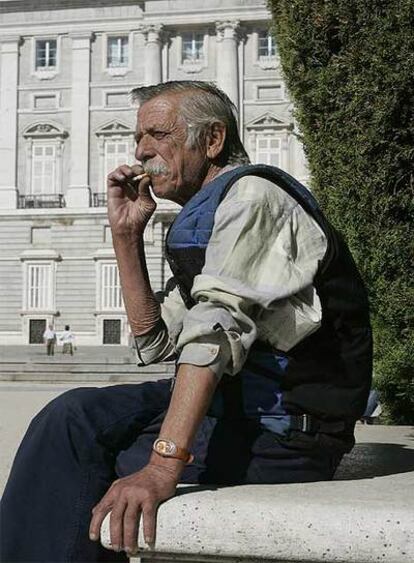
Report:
135,93,209,205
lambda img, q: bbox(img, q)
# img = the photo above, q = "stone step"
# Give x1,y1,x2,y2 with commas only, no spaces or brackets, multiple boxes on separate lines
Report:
0,361,175,382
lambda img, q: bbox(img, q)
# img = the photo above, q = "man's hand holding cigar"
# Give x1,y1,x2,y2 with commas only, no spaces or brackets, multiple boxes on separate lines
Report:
107,164,155,238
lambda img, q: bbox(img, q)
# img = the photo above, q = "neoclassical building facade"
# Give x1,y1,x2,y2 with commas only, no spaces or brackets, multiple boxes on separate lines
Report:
0,0,309,345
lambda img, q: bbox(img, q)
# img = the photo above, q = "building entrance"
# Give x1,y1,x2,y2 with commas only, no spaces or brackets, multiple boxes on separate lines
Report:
103,319,121,344
29,319,46,343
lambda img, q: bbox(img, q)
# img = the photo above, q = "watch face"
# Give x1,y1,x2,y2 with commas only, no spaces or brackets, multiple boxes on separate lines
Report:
155,439,177,456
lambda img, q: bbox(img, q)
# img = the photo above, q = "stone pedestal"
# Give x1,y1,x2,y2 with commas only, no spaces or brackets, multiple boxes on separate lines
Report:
67,33,92,208
0,36,20,209
215,21,240,109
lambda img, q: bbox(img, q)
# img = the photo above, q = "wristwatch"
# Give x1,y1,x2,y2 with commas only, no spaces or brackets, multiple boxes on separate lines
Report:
152,438,194,463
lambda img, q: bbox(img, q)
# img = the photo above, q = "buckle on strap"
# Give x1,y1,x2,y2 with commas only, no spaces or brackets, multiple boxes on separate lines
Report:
300,414,312,432
292,414,346,434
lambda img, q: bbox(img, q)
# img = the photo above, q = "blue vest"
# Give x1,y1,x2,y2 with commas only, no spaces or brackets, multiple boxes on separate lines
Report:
166,165,372,436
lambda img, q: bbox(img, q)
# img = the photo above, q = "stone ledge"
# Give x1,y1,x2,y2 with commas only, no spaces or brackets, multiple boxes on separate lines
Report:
101,426,414,563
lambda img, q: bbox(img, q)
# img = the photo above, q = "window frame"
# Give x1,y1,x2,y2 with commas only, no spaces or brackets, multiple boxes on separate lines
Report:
23,260,56,312
255,135,282,167
97,260,124,312
35,39,57,70
32,36,60,79
95,120,135,193
102,137,133,193
23,122,67,199
181,31,205,63
257,30,276,58
102,32,133,76
177,30,208,73
252,29,278,70
107,36,129,68
30,142,58,195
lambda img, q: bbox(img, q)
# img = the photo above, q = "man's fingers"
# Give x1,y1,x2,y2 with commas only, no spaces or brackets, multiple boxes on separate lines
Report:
123,503,141,555
89,500,112,542
109,499,127,552
137,175,154,200
107,164,144,190
108,166,132,184
142,502,158,547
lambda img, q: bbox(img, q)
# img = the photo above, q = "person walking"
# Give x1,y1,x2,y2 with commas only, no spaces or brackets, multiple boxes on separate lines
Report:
60,325,75,355
43,324,56,356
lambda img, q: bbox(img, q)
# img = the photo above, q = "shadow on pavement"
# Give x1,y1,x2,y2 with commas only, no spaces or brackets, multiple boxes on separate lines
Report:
335,440,414,480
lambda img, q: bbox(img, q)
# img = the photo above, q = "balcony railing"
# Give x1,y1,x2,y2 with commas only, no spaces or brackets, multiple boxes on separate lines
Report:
92,192,107,207
18,194,66,209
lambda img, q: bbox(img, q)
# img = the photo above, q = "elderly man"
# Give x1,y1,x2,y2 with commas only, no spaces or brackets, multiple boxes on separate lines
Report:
0,81,372,562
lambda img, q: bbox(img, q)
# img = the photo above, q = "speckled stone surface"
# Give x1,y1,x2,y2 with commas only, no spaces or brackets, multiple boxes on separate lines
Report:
101,425,414,563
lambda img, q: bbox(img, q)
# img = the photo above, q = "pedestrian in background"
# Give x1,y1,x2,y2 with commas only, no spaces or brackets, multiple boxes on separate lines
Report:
60,325,75,355
42,324,56,356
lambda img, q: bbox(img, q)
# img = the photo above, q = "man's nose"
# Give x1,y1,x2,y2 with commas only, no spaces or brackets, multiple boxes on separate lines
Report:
135,135,155,162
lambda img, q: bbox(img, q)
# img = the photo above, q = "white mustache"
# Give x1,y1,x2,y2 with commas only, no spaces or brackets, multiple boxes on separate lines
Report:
143,162,169,176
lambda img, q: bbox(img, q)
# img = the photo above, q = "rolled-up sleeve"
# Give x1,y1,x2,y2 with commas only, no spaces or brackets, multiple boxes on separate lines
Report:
175,175,327,378
134,285,186,366
134,318,176,366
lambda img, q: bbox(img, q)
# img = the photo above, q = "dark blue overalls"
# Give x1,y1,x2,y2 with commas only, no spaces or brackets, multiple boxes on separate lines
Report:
0,166,371,562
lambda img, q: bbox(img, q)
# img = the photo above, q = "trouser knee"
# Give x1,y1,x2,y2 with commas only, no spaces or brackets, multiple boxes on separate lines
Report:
29,387,101,443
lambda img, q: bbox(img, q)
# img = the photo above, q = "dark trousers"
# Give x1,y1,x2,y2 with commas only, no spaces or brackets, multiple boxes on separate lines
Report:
0,380,341,563
46,339,55,356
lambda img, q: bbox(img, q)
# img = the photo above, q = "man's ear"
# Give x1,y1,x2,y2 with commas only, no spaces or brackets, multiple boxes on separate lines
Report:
206,122,226,160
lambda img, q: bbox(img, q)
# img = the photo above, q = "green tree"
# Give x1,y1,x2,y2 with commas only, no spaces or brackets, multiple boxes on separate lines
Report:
267,0,414,422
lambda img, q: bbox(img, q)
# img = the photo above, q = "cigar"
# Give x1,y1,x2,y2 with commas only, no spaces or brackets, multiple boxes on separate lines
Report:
131,173,149,182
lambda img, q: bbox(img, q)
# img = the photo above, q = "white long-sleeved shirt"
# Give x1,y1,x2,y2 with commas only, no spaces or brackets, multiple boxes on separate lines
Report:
135,173,328,380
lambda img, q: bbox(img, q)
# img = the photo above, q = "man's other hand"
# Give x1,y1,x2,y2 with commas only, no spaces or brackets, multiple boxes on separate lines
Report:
89,464,178,555
107,164,156,237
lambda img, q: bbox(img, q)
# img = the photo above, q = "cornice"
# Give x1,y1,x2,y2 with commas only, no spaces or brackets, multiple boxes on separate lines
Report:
0,6,270,36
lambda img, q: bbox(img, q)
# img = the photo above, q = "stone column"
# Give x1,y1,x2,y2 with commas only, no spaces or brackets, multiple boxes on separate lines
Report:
66,32,92,208
0,36,20,209
143,25,163,86
215,21,240,109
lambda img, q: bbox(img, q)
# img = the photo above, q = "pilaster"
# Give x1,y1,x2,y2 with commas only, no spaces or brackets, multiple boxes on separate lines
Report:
215,21,240,109
66,32,92,208
142,25,163,86
0,36,21,209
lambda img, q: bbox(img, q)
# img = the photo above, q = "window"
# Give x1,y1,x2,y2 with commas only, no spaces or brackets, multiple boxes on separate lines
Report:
31,144,56,194
256,136,281,166
104,140,129,179
107,37,128,68
27,263,52,310
182,32,204,62
36,40,57,69
101,263,123,310
258,31,276,58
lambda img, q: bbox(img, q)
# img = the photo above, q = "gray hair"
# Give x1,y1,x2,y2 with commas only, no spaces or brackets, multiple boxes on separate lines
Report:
130,81,250,166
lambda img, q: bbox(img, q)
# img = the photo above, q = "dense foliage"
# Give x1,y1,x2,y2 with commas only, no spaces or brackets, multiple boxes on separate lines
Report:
268,0,414,422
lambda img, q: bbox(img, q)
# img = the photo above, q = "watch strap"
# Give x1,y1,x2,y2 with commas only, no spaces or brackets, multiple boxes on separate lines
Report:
153,438,194,463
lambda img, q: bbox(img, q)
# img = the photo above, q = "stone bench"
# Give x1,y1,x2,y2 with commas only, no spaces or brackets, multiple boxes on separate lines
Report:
101,425,414,563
